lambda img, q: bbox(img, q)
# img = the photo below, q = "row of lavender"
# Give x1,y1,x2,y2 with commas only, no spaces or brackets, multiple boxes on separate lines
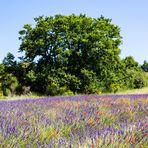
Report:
0,94,148,147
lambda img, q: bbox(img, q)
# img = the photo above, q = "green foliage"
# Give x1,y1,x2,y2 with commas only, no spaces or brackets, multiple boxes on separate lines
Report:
61,73,81,92
124,69,147,89
109,83,121,93
3,52,16,67
2,52,17,75
133,72,147,89
0,64,5,97
3,88,11,96
26,70,37,82
19,14,122,72
0,14,147,95
45,74,76,96
63,90,74,96
80,69,99,94
121,56,148,90
0,64,5,75
46,77,60,96
123,56,139,69
0,90,3,98
1,74,18,96
17,14,124,94
141,60,148,72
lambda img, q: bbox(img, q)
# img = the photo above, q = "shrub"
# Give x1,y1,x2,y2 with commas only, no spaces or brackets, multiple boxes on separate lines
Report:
3,88,11,96
123,69,148,89
63,90,74,96
64,74,81,92
109,83,121,93
1,74,18,96
133,73,147,89
58,86,68,95
46,82,59,96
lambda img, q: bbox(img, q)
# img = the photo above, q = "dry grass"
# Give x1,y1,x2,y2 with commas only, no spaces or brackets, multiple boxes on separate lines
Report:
117,87,148,94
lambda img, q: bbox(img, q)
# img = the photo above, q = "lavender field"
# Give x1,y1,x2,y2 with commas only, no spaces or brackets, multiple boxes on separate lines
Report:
0,94,148,147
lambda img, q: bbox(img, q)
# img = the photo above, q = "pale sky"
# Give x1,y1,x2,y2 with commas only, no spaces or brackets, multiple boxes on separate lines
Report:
0,0,148,64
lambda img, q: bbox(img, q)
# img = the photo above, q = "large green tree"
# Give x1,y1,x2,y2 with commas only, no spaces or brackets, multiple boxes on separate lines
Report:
18,14,123,94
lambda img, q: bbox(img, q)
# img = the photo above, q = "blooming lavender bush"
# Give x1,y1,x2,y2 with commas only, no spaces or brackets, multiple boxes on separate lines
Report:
0,94,147,147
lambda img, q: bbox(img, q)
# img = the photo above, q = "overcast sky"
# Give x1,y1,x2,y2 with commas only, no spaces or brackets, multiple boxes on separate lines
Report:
0,0,148,64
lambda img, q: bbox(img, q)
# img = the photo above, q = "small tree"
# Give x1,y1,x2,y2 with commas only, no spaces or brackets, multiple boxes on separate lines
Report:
141,60,148,72
1,74,18,96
